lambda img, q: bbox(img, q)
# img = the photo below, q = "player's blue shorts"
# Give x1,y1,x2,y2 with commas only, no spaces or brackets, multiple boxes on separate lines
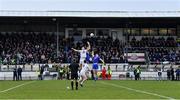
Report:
93,63,98,70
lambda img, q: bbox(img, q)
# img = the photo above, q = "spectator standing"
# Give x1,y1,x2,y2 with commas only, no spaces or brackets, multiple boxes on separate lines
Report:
134,68,137,80
17,66,22,80
167,69,171,80
157,69,162,81
40,66,44,80
175,66,180,81
13,68,17,81
170,67,175,81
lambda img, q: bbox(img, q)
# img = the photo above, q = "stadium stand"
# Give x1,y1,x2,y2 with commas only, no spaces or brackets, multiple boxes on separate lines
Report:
0,31,179,80
128,37,180,63
0,11,180,80
0,32,125,64
1,33,178,65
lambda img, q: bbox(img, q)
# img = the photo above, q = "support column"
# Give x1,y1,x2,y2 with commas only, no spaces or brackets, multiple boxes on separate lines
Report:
56,22,59,57
94,29,97,37
65,28,69,38
82,28,86,39
177,25,180,38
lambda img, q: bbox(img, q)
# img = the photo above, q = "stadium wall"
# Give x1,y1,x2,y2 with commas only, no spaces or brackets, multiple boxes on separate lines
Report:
0,64,179,80
0,64,179,71
0,71,173,81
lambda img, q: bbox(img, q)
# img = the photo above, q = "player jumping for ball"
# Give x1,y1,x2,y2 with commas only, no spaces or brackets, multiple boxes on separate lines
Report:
71,41,91,66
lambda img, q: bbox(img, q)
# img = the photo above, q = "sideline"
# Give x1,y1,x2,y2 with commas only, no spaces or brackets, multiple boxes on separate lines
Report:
100,81,175,100
0,81,35,93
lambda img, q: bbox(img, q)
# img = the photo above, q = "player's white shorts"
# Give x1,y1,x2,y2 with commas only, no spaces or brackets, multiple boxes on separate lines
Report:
80,70,87,78
79,57,86,64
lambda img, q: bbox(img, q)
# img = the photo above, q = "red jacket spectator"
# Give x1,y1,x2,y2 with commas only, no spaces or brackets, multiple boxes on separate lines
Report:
102,67,106,80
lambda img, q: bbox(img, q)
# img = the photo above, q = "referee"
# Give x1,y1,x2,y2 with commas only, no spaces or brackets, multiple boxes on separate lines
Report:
69,58,80,90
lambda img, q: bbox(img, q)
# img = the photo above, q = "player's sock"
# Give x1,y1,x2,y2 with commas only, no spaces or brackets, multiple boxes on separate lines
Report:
81,78,87,85
81,81,84,85
76,82,78,90
80,81,84,87
94,76,97,81
80,82,83,87
79,77,82,83
71,81,74,90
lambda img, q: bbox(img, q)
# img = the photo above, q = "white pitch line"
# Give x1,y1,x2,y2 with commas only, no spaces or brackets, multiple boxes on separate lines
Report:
100,81,175,100
0,81,35,93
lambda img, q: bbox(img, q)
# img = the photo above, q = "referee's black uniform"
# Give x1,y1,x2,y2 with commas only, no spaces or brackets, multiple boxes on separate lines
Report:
69,60,79,90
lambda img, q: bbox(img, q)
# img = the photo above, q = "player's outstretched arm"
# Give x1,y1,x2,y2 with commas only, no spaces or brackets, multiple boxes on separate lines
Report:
91,51,94,57
86,42,91,51
71,48,80,52
100,58,105,65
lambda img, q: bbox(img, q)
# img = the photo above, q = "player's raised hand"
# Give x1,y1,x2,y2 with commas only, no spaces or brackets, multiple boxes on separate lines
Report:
71,48,74,50
103,62,106,66
71,48,79,52
86,41,91,51
87,41,90,45
91,51,94,56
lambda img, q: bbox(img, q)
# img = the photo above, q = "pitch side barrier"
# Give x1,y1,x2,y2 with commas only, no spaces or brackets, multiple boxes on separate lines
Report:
0,63,179,80
0,71,172,80
0,63,179,72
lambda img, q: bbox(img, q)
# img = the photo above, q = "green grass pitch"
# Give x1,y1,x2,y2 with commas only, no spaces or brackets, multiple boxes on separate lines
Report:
0,80,179,99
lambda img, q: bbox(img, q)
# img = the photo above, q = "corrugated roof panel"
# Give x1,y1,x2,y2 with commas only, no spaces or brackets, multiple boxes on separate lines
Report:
0,10,180,17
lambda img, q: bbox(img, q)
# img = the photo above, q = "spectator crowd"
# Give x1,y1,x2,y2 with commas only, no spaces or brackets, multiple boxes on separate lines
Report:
0,32,125,64
0,33,179,65
129,37,180,63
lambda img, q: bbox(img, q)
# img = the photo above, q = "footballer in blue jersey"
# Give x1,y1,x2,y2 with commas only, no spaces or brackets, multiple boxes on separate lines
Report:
86,52,91,63
92,52,104,81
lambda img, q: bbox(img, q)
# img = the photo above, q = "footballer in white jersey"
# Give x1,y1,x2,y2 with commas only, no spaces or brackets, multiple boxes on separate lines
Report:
79,60,90,87
79,49,87,64
80,63,89,76
71,42,90,65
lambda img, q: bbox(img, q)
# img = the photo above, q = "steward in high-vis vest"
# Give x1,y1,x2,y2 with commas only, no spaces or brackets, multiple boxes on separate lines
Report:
136,66,141,80
107,65,112,80
59,67,64,80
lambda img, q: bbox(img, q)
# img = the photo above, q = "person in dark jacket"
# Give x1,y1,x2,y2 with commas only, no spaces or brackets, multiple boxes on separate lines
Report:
167,69,171,80
13,68,17,81
40,66,44,80
69,59,80,90
170,67,175,81
17,66,22,80
157,69,162,81
134,68,137,80
175,66,180,81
